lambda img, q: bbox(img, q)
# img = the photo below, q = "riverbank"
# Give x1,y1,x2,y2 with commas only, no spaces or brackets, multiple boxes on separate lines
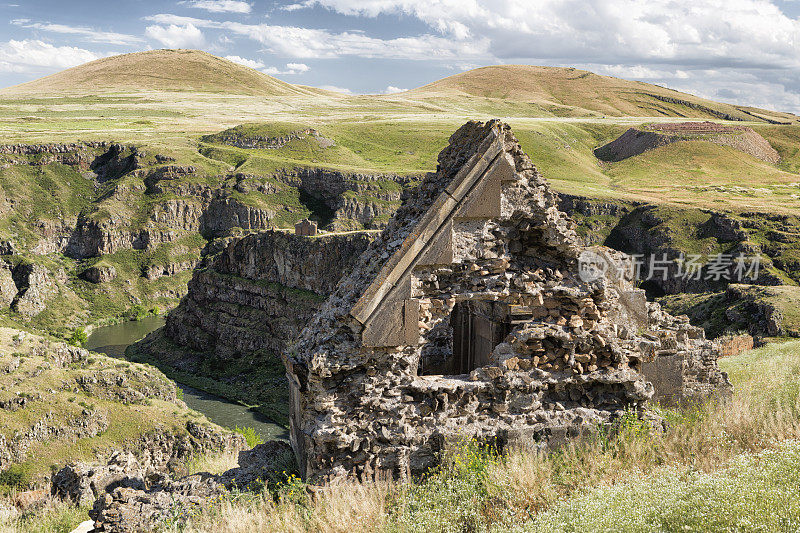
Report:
86,319,288,439
128,328,291,428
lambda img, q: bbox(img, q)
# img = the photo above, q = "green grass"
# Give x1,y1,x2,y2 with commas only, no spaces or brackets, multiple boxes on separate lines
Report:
0,326,232,490
520,441,800,532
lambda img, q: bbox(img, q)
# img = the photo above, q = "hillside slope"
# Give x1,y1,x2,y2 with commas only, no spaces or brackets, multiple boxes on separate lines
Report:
402,65,798,122
0,49,325,96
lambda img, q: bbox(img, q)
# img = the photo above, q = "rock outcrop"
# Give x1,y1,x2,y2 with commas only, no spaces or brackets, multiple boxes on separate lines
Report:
274,167,412,230
81,265,117,284
61,440,293,533
286,120,731,481
594,122,780,163
9,263,57,318
0,327,243,491
160,230,375,360
133,229,376,422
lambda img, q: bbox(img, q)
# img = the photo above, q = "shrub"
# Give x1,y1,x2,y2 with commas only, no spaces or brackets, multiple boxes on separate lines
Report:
128,304,148,321
0,464,30,492
66,327,88,347
234,426,265,448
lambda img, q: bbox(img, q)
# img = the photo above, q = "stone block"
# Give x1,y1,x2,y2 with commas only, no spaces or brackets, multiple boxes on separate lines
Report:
640,352,685,406
362,298,420,347
416,220,453,266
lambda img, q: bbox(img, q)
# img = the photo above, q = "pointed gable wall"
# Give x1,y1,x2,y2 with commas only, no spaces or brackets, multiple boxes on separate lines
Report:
285,120,731,481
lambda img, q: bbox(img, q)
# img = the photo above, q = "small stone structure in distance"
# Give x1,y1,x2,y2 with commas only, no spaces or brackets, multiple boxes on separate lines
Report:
284,120,732,482
295,218,318,236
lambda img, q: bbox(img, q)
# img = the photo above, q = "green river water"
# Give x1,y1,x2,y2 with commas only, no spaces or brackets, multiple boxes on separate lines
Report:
85,317,287,441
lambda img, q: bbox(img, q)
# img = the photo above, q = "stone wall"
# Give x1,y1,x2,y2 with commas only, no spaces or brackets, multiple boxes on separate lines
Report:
286,120,732,481
717,333,755,358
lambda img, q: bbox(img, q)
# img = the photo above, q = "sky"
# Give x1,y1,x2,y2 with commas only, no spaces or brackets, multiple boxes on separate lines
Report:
1,0,800,112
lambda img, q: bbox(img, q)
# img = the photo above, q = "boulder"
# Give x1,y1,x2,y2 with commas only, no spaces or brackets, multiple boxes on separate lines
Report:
81,265,117,284
52,452,145,507
88,440,292,533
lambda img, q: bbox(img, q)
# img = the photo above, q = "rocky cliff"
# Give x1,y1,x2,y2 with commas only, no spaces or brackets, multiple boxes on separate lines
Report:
133,229,375,423
557,194,800,338
0,139,412,337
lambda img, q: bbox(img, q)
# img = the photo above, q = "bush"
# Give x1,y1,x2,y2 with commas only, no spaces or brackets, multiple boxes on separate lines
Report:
128,304,148,321
234,426,265,448
0,464,30,492
66,327,88,347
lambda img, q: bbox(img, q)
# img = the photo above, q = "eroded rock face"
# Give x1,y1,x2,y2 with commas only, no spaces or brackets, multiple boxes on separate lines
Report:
82,265,117,284
86,440,292,533
286,120,732,481
157,230,375,360
11,263,56,318
0,263,16,308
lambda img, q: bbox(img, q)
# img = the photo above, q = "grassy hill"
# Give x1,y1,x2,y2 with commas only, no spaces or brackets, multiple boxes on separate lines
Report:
401,65,799,123
0,49,331,97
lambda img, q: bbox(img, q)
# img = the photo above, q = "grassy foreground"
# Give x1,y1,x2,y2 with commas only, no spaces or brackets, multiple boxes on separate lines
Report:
3,328,800,533
151,339,800,532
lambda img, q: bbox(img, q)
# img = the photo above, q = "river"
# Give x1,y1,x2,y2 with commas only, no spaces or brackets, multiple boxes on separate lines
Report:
85,317,288,442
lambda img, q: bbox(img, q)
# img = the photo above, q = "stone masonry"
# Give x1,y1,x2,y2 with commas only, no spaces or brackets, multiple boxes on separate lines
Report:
285,120,731,481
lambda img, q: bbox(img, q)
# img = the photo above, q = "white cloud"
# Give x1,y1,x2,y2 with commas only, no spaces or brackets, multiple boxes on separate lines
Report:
145,13,489,60
291,0,800,112
299,0,800,69
179,0,252,13
262,62,311,75
224,54,264,69
0,39,104,70
145,23,206,48
383,85,406,94
318,84,353,94
12,20,143,46
286,62,310,72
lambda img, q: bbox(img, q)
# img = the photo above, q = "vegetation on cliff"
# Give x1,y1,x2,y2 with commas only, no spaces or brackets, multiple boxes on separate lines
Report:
0,327,236,492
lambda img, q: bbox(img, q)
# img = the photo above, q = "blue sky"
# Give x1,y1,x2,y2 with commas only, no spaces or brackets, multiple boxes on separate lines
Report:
1,0,800,112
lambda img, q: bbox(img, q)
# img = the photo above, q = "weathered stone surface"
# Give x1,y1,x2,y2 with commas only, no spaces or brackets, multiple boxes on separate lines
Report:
717,333,755,358
81,264,117,284
0,262,17,308
159,230,375,359
53,421,246,509
286,120,732,481
88,440,292,533
11,263,56,319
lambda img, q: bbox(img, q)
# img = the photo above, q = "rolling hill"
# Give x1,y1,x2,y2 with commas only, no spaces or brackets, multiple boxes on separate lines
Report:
401,65,798,123
0,49,331,97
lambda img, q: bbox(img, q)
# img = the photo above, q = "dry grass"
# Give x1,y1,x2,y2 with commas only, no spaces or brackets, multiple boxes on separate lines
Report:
1,340,796,532
171,340,800,533
0,493,88,533
186,451,242,477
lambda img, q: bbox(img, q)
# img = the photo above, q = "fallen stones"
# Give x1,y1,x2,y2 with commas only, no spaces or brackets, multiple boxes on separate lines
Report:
86,441,293,533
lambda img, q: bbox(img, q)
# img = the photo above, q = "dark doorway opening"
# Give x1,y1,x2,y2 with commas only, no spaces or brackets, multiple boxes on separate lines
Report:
421,300,528,376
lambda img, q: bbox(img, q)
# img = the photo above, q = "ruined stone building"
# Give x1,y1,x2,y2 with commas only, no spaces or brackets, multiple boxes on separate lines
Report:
285,120,731,481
